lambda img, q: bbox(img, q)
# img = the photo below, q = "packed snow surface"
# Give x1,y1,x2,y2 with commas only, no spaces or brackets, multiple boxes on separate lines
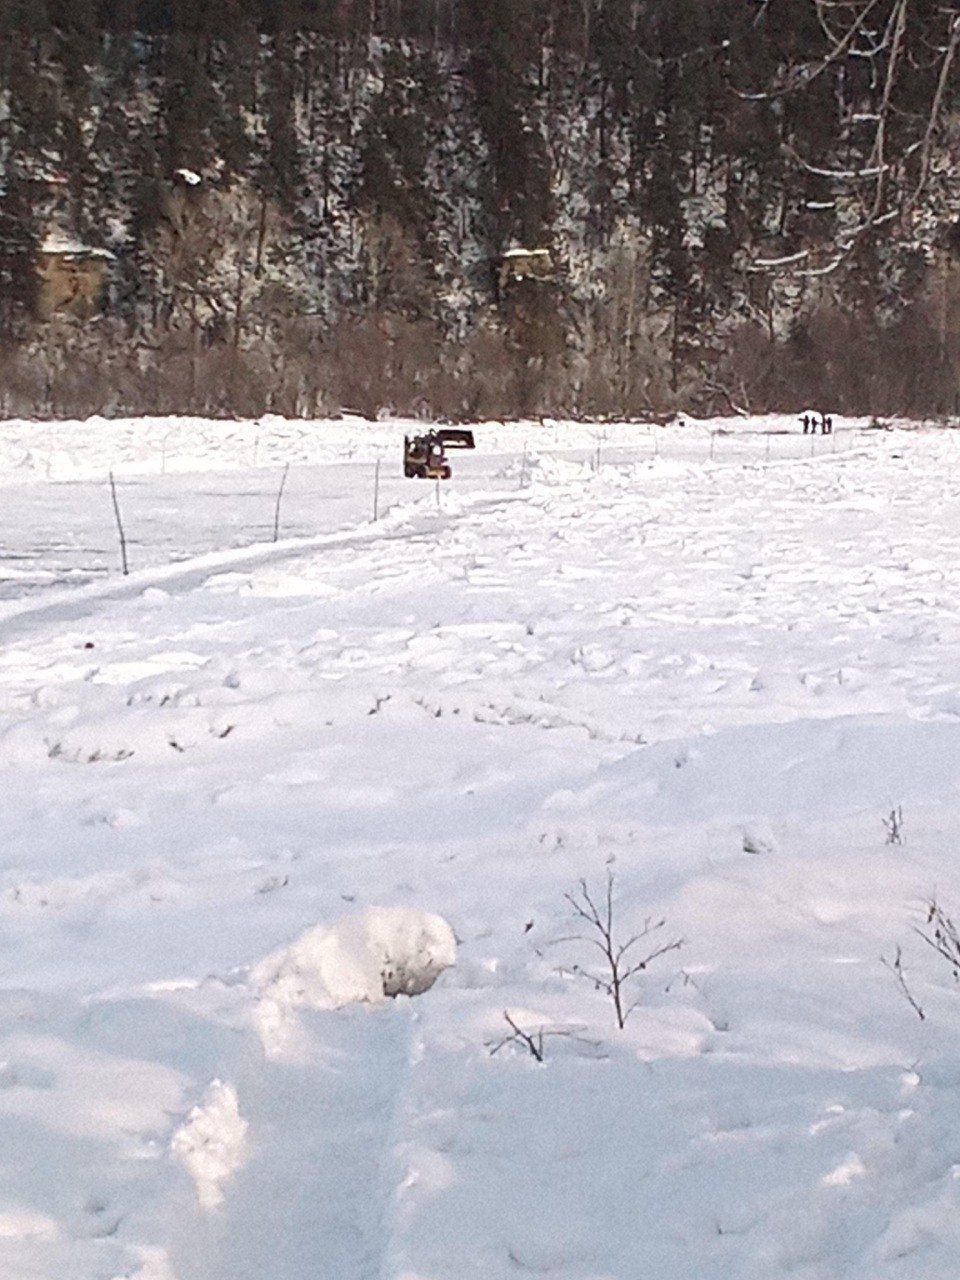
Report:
1,414,960,1278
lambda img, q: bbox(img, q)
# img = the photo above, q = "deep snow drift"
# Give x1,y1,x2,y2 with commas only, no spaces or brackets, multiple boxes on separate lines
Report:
0,415,959,1278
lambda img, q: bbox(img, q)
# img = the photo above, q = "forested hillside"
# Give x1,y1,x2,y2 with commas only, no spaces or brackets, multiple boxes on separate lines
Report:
0,1,958,419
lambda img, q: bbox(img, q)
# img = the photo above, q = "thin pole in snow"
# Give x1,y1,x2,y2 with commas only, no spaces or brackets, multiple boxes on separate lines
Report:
109,471,129,576
594,431,605,471
373,455,381,521
160,430,171,475
709,432,715,461
273,462,290,542
435,475,442,509
765,433,771,463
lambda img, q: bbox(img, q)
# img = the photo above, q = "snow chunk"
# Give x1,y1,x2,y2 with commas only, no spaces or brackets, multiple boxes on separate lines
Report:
170,1079,247,1210
822,1153,866,1187
252,908,456,1054
0,1207,59,1240
39,231,114,259
112,1248,180,1280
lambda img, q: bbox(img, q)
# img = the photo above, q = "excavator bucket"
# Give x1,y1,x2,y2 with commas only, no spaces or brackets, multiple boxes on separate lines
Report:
436,429,475,449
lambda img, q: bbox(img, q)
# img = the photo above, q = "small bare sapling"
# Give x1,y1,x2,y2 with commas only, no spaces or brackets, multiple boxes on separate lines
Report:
557,871,683,1029
916,898,960,983
883,899,960,1022
884,806,904,845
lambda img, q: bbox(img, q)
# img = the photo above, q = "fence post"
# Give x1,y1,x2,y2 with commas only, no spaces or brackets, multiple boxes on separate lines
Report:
108,471,129,576
594,430,606,471
272,462,290,542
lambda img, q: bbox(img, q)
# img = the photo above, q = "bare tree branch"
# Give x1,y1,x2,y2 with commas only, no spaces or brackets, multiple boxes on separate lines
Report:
487,1011,594,1063
913,899,960,980
747,2,960,277
881,945,926,1020
733,0,888,101
909,13,960,211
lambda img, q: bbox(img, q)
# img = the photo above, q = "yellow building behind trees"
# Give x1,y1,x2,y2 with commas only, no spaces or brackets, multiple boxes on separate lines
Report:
35,233,114,321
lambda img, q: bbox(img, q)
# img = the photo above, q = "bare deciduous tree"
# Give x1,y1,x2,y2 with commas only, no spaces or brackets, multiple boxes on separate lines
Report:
746,2,960,278
884,898,960,1021
556,870,684,1030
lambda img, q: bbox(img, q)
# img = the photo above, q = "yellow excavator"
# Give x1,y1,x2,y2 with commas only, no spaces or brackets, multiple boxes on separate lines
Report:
403,428,475,479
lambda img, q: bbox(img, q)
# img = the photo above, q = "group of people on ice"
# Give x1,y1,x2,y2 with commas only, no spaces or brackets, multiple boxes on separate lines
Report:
800,412,834,435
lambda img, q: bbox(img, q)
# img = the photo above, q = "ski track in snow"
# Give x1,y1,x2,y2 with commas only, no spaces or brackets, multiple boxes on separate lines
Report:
4,417,960,1276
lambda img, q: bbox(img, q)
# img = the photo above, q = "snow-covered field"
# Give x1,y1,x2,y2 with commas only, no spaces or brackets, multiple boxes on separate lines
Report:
2,415,960,1278
0,412,875,600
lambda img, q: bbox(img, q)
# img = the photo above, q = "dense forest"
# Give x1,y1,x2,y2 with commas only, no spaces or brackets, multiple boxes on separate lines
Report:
0,1,958,419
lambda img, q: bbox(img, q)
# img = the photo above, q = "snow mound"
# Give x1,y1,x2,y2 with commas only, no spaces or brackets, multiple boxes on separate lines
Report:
252,908,456,1053
170,1079,247,1211
112,1247,180,1280
530,454,592,485
0,1208,58,1241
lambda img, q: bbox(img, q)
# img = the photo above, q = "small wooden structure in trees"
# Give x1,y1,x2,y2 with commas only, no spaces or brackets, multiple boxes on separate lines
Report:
499,246,554,292
35,232,114,321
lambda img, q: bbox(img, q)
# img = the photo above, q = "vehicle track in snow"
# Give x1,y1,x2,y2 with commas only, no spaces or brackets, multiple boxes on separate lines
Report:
160,1000,420,1280
0,486,528,645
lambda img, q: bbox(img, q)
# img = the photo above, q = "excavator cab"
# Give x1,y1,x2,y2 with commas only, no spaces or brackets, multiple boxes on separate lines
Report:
403,429,474,479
